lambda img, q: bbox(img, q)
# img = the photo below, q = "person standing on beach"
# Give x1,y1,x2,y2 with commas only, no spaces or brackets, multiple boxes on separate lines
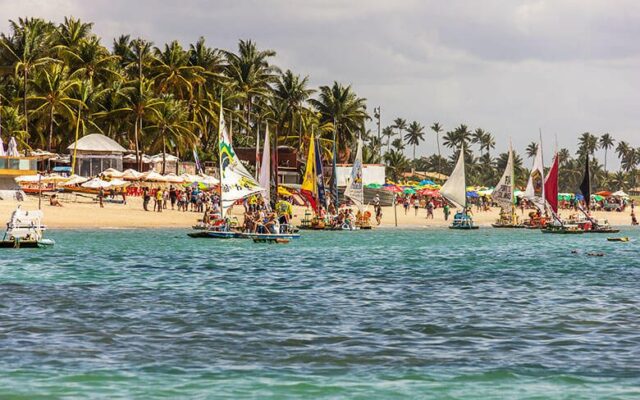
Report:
156,189,163,213
443,203,450,221
169,186,177,210
98,188,105,208
426,199,434,219
403,196,410,215
143,187,150,211
413,197,420,216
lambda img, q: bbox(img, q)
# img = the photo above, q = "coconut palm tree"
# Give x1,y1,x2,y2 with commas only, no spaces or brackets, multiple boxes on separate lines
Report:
558,148,571,166
577,132,599,159
308,82,367,160
430,122,443,173
146,97,197,174
480,131,495,156
525,141,539,159
392,117,406,146
153,40,205,101
273,69,314,148
599,133,615,172
382,126,394,152
404,121,424,160
28,64,82,152
384,149,409,181
0,18,56,135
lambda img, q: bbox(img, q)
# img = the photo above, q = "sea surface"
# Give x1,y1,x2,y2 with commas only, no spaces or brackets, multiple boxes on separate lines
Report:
1,227,639,399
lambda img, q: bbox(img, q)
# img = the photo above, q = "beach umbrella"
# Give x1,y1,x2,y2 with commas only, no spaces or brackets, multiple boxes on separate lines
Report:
419,179,435,186
418,188,440,197
122,169,143,180
366,183,382,189
62,175,89,186
101,168,125,178
595,190,612,197
106,178,130,187
403,188,416,195
141,170,167,182
198,174,219,185
7,136,19,157
14,174,44,183
81,178,112,189
180,173,200,183
466,191,479,198
575,193,584,201
278,186,294,197
612,190,628,198
163,173,185,183
384,185,403,193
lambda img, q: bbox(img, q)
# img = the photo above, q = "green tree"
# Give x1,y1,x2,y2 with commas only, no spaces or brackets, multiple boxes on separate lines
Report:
384,149,409,180
525,141,538,159
404,121,424,160
598,133,615,172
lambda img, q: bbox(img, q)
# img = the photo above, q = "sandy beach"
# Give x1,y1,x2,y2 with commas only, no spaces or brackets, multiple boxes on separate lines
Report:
0,195,635,229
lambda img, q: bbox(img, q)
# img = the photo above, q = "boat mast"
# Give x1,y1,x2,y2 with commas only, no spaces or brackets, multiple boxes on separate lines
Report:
218,94,224,219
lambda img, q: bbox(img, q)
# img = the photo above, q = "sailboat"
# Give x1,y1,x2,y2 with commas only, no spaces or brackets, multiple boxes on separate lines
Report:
576,156,618,233
1,206,55,248
441,144,478,230
491,143,520,228
522,143,547,229
298,133,329,230
188,104,264,239
541,154,582,234
343,136,372,229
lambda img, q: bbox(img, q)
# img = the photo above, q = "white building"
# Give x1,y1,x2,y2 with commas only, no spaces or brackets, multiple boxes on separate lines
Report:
335,163,385,186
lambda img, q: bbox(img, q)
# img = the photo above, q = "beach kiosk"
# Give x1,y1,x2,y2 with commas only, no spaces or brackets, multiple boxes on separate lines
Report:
67,134,127,177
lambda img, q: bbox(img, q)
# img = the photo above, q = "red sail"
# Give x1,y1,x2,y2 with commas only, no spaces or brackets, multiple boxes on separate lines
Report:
544,155,559,214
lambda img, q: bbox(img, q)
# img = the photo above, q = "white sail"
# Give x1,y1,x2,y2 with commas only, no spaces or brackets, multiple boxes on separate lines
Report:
524,144,545,210
493,144,514,209
258,125,271,205
344,136,364,211
440,145,466,209
218,111,264,217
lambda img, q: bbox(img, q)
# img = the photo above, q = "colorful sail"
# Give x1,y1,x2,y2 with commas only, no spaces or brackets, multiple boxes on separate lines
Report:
544,154,559,215
258,125,271,206
524,144,545,210
301,133,318,211
344,136,364,211
580,156,591,209
314,135,327,210
493,144,514,210
218,109,264,217
440,144,466,209
331,137,339,207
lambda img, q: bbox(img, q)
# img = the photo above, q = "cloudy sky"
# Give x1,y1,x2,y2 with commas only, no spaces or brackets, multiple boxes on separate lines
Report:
2,0,639,164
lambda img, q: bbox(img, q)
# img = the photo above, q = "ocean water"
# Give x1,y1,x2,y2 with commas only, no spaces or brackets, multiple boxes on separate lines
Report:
1,227,639,399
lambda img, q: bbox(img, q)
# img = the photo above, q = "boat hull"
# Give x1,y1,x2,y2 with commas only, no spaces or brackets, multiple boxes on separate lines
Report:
0,239,55,248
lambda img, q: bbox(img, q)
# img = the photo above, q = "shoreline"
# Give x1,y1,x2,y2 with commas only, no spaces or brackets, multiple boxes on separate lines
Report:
1,195,636,230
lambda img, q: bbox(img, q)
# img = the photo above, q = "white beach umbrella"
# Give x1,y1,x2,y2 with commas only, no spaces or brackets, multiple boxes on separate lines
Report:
81,178,112,189
141,170,168,182
15,174,44,183
198,174,219,185
179,173,200,183
61,175,89,186
612,190,629,198
122,169,143,180
101,168,125,178
163,173,184,183
7,136,19,157
106,178,130,187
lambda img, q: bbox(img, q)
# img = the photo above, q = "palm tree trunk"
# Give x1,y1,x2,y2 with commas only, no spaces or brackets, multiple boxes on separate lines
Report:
436,134,441,174
134,116,140,171
23,67,28,135
162,134,166,175
48,106,54,153
413,144,416,161
604,148,608,173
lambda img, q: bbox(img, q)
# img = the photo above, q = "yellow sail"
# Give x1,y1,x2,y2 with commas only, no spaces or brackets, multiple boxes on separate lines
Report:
301,133,316,194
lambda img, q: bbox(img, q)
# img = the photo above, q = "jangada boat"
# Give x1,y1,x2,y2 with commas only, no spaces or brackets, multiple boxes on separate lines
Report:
541,222,584,234
187,102,267,240
1,206,55,248
440,144,479,230
491,142,523,229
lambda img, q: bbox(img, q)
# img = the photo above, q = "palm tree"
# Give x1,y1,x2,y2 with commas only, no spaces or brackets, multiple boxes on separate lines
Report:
525,141,539,159
616,141,630,169
610,171,628,190
28,64,82,152
391,137,405,152
599,133,615,172
384,150,409,180
392,117,407,147
577,132,599,159
558,148,571,166
479,131,495,156
308,82,367,161
404,121,424,160
430,122,443,173
0,18,56,135
146,97,197,174
382,126,394,152
273,69,314,148
153,40,205,101
471,128,485,152
224,39,278,141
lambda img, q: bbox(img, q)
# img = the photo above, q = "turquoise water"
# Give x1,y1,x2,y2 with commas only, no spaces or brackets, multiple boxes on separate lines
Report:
1,228,639,399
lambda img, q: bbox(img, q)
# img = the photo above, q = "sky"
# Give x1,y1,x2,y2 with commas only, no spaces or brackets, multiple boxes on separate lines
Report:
2,0,639,166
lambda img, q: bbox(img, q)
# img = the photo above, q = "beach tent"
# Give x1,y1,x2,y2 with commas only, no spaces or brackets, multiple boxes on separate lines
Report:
163,173,185,183
67,133,127,176
81,178,112,189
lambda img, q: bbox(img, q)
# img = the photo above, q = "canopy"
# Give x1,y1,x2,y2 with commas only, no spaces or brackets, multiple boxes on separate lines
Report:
163,173,185,183
67,133,127,153
15,174,67,183
106,178,130,187
62,175,89,186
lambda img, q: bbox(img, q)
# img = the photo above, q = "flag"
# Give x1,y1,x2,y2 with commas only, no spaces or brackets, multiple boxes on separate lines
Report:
580,156,591,209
